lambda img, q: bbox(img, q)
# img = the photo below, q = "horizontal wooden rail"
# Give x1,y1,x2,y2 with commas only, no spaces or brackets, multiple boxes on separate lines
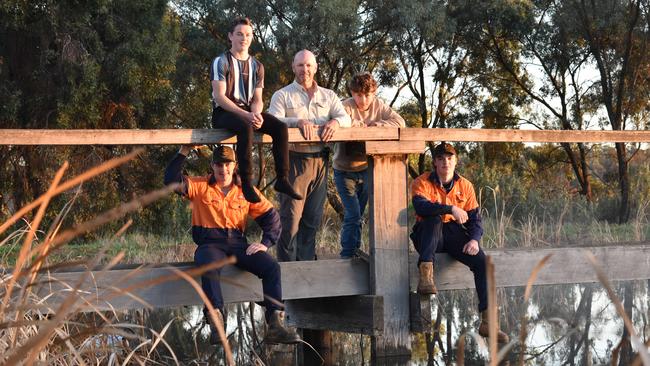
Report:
21,244,650,313
400,128,650,143
0,128,398,145
1,127,650,145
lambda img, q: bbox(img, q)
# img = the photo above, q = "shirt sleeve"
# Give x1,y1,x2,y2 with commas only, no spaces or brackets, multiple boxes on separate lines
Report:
462,181,483,241
268,90,301,127
248,189,274,218
184,177,202,200
466,208,483,242
343,99,365,127
248,189,281,247
462,181,480,212
163,152,189,197
376,102,406,127
210,56,227,82
411,174,454,217
255,61,264,89
329,92,352,127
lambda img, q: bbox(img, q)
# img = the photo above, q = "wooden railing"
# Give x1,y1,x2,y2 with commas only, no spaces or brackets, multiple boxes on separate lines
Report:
2,127,650,145
4,126,650,360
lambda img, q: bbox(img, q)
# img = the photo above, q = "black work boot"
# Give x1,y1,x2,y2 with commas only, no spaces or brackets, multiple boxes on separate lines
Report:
274,177,303,200
241,181,261,203
204,307,225,345
265,310,301,344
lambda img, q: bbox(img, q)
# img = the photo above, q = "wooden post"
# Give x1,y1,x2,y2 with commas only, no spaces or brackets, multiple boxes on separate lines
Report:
368,154,411,362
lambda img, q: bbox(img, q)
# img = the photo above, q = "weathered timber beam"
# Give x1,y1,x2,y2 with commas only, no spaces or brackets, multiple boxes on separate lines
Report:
26,259,370,312
0,128,398,145
4,128,650,145
409,293,433,333
410,244,650,292
19,244,650,312
399,128,650,143
368,154,411,357
365,140,425,155
285,295,383,335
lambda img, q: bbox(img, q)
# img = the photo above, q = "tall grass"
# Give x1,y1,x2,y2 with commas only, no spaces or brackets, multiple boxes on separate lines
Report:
3,150,649,365
0,151,233,365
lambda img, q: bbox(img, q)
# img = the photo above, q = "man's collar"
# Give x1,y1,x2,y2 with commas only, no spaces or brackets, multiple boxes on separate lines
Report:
292,80,320,94
428,171,460,186
226,50,250,61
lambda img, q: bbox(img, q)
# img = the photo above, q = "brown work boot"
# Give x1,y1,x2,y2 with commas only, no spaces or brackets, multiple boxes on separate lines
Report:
204,307,225,345
417,262,437,295
478,310,510,344
266,310,301,344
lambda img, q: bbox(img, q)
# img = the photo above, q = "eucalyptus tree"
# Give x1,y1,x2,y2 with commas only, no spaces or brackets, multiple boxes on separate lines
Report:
568,0,650,223
374,0,525,176
465,0,599,201
0,0,182,232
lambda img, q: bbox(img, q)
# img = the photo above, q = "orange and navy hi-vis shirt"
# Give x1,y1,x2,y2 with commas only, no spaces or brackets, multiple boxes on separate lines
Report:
411,171,483,242
185,175,281,247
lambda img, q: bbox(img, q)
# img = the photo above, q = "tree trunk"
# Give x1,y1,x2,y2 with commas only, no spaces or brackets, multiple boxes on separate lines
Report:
581,285,593,366
446,301,453,365
560,142,593,201
615,143,630,223
618,283,634,366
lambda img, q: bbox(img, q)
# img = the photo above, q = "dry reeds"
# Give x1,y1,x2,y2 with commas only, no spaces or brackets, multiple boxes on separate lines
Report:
0,150,236,365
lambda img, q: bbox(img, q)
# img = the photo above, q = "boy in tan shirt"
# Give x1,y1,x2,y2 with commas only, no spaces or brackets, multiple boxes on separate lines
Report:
333,73,405,258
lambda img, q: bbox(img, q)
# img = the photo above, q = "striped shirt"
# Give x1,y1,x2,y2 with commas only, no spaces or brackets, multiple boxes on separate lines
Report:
210,51,264,109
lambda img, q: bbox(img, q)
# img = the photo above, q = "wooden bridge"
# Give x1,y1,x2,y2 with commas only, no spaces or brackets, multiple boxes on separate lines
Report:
3,127,650,364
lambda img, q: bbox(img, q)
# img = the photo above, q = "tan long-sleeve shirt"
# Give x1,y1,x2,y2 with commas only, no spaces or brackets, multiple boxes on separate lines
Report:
268,81,351,153
333,97,405,172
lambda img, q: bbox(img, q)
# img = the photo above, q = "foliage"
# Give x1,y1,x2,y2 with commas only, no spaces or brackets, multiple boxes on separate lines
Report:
2,0,650,232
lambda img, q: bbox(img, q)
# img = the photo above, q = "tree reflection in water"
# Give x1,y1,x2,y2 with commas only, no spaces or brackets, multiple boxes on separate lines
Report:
411,280,648,365
124,280,647,365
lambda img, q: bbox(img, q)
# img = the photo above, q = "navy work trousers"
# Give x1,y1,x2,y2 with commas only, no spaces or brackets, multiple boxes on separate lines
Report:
194,241,282,320
410,216,488,312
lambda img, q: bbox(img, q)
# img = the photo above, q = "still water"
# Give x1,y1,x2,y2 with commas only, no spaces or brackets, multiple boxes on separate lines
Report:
132,281,648,365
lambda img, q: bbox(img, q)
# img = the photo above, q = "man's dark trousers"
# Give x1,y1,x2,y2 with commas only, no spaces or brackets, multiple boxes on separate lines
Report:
194,240,282,320
411,215,488,311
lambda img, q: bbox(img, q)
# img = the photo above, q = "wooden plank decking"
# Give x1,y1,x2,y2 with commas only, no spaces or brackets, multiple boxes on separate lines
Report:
21,244,650,313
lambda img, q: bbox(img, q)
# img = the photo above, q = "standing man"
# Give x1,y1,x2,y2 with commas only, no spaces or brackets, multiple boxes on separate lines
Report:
410,143,509,343
164,145,300,345
334,72,405,258
210,17,302,203
268,50,351,261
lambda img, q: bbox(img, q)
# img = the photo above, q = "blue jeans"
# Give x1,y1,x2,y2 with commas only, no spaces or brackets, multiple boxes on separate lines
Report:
334,169,369,258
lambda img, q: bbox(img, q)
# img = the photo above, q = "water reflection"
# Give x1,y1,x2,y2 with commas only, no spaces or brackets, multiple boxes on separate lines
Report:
125,280,647,365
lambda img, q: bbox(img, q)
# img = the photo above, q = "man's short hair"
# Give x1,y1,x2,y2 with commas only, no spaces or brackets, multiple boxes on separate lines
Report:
432,143,457,158
348,72,378,94
229,17,253,33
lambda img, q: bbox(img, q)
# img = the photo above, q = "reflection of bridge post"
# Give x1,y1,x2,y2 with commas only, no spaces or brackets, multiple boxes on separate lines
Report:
368,151,412,363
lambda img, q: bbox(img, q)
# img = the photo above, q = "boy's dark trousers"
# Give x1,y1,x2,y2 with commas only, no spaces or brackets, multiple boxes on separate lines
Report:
411,215,488,311
212,107,290,186
194,240,282,320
